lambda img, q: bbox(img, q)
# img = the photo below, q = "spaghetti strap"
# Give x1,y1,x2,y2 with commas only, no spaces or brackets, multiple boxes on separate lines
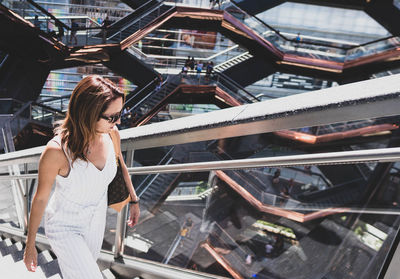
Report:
51,135,72,167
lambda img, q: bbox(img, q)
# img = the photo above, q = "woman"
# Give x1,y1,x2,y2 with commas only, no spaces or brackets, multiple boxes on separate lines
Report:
23,75,140,278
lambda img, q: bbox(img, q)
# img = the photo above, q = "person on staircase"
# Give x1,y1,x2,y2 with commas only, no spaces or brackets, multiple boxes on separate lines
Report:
23,75,140,278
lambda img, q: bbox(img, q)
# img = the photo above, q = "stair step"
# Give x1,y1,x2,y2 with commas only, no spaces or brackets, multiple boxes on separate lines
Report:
39,259,61,278
14,260,48,279
9,241,24,262
37,250,54,266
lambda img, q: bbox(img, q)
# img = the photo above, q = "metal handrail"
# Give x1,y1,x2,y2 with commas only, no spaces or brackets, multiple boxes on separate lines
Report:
125,77,159,106
36,94,71,104
9,101,33,122
3,147,400,180
213,71,261,102
26,0,69,30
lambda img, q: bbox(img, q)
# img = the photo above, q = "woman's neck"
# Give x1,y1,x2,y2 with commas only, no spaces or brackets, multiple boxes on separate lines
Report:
92,133,104,144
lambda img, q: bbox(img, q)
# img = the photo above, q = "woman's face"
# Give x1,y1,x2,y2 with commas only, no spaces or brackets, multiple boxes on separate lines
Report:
96,97,123,133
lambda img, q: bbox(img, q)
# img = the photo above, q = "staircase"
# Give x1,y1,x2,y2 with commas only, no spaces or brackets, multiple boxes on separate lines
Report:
107,3,172,42
0,238,62,279
127,74,180,126
108,0,163,34
214,52,253,72
138,158,181,210
0,236,118,279
166,213,203,268
135,146,181,211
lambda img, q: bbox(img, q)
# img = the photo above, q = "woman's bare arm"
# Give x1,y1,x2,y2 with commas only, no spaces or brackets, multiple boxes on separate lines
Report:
23,141,65,271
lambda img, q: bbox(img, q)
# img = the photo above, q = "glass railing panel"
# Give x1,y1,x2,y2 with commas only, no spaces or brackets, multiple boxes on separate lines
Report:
36,97,69,113
120,161,400,278
122,139,400,279
3,0,129,46
122,123,400,277
134,28,243,59
30,105,64,125
346,36,400,61
173,0,215,9
37,1,132,23
3,0,63,35
167,104,219,119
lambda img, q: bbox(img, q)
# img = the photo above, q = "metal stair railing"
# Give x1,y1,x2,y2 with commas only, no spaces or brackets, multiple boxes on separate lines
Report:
2,0,106,46
106,0,161,33
212,71,261,103
127,74,181,123
108,1,173,42
125,77,159,107
3,0,73,39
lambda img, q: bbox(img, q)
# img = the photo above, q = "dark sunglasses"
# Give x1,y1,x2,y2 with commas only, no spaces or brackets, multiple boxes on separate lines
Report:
100,110,123,123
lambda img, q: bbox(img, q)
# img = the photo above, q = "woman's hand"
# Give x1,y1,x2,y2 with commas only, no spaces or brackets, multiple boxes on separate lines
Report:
23,243,38,272
127,203,140,228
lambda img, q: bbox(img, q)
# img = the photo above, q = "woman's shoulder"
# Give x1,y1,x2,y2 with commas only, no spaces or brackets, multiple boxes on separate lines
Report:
47,135,64,150
41,136,67,162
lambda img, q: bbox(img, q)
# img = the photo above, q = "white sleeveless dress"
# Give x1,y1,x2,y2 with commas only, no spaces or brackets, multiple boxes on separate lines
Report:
44,134,117,279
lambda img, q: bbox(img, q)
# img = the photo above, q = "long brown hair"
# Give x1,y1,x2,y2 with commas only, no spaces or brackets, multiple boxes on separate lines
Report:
55,75,125,163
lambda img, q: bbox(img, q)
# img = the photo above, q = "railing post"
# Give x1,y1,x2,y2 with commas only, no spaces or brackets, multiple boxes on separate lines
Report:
113,149,134,259
23,163,29,235
2,123,26,233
